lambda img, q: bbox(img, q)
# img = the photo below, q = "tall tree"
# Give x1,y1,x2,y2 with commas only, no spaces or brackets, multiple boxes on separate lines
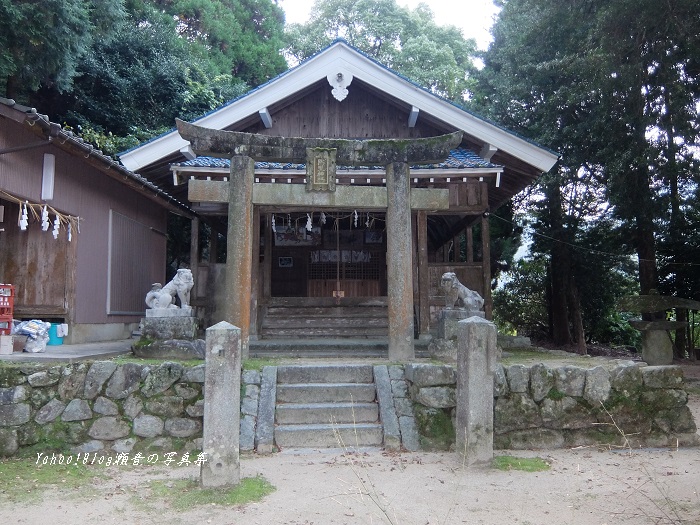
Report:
284,0,478,102
475,0,700,352
153,0,287,86
45,9,247,139
0,0,126,99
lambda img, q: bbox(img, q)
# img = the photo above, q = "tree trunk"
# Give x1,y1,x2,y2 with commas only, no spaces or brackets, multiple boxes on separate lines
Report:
546,177,572,346
568,281,587,355
675,309,688,359
5,75,17,100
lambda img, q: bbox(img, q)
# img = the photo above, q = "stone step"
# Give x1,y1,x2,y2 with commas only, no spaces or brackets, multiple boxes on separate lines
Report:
261,327,388,339
265,306,388,318
261,305,389,339
276,402,379,425
274,423,383,449
261,317,389,329
276,383,376,404
249,338,432,358
277,364,374,384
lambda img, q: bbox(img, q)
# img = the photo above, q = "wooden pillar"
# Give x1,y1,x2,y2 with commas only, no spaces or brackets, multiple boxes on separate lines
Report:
386,162,415,361
466,226,474,263
417,211,430,337
250,209,260,339
263,213,273,300
209,226,218,263
226,155,254,358
190,216,199,271
454,233,462,262
481,211,492,320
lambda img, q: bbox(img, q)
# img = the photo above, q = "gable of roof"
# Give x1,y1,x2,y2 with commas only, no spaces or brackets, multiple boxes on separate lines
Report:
119,39,559,175
0,97,192,215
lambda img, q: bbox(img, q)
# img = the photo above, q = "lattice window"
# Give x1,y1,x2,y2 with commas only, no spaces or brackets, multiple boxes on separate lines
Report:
308,250,383,281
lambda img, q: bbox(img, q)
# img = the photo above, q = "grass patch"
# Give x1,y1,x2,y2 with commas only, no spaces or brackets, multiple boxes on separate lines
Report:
243,357,280,371
149,475,275,509
132,337,155,349
500,347,592,366
546,388,566,401
492,455,550,472
0,456,106,503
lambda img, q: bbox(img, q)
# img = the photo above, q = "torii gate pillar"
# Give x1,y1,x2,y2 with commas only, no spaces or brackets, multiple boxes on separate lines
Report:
225,155,254,358
386,162,414,361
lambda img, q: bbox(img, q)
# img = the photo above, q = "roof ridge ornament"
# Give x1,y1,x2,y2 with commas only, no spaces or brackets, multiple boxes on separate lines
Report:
327,70,353,101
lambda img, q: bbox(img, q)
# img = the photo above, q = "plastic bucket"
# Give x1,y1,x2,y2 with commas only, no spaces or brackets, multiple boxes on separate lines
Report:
47,323,64,345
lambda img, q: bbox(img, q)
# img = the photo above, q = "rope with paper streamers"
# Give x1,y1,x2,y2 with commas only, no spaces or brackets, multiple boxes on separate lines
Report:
270,210,385,234
0,191,80,241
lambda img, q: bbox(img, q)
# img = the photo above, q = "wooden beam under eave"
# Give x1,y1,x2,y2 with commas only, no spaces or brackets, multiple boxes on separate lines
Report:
417,211,430,336
188,179,450,211
408,106,419,128
259,108,273,129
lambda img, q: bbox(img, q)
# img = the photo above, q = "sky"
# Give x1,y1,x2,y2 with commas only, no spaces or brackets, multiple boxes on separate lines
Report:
279,0,501,50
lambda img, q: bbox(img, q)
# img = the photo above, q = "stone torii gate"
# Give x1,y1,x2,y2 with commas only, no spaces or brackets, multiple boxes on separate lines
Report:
176,119,462,361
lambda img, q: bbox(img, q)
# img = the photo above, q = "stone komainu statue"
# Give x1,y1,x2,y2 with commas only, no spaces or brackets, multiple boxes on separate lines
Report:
145,268,194,309
440,272,484,311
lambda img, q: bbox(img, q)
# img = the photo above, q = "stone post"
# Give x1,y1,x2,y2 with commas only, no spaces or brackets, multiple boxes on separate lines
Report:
455,316,497,466
226,155,254,358
386,161,415,361
201,321,241,488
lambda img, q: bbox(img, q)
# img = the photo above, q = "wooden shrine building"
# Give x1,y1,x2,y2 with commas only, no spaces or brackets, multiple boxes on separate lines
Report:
120,40,559,359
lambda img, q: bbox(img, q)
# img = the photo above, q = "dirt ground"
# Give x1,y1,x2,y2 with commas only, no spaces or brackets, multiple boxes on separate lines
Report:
2,363,699,525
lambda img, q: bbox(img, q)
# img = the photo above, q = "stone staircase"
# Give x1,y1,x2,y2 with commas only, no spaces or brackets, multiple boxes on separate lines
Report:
260,305,389,339
273,364,384,449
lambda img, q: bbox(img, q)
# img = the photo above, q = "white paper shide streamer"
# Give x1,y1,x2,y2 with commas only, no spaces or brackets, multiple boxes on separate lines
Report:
41,205,49,231
52,213,60,239
19,202,28,230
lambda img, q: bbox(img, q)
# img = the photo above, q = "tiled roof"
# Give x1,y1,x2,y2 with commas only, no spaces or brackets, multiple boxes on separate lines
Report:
0,97,191,213
175,147,501,171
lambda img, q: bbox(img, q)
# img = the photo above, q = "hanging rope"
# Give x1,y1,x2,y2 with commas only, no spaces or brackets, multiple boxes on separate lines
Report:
1,190,80,241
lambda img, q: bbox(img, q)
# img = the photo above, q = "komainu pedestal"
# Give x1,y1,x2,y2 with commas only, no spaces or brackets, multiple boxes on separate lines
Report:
136,269,202,359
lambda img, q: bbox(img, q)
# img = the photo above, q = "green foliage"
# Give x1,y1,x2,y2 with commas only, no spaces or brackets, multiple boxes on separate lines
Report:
284,0,477,102
155,0,287,86
492,455,550,472
0,0,126,98
3,0,283,151
546,389,565,401
493,258,548,339
56,11,248,137
133,337,155,350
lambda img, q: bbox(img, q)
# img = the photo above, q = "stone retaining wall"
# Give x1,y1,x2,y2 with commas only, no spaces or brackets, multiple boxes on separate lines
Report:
0,361,207,457
1,360,698,456
405,361,699,450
